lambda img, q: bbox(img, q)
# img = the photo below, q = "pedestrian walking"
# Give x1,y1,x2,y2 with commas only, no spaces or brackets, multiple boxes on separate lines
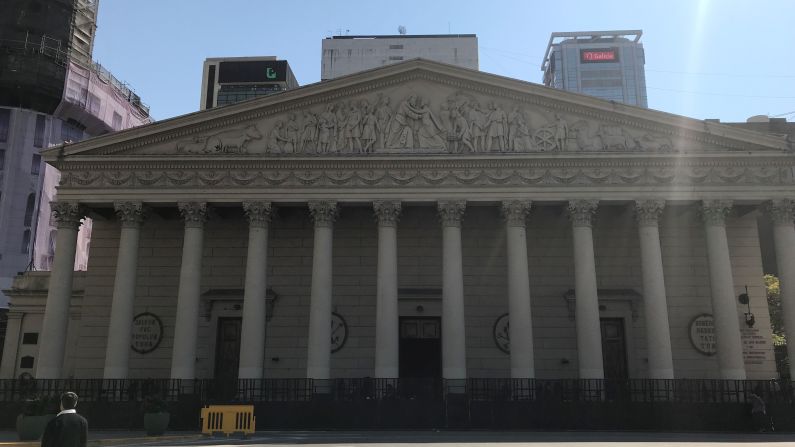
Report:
41,391,88,447
749,387,769,433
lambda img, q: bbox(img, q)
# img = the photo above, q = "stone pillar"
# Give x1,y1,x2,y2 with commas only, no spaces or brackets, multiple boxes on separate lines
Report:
36,201,83,378
0,313,22,378
438,200,467,379
170,202,208,379
306,201,338,380
373,200,401,378
766,199,795,378
501,200,535,378
702,200,745,380
238,201,273,379
567,200,604,379
635,200,675,379
103,201,147,379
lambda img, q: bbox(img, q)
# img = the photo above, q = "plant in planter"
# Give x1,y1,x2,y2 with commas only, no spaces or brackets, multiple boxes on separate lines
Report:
142,394,170,436
16,395,58,441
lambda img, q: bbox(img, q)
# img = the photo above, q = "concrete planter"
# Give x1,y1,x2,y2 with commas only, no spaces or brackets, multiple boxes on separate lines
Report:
143,412,170,436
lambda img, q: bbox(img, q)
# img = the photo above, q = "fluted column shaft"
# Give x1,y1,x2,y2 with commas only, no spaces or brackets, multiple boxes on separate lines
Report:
568,200,604,379
702,200,745,379
501,201,535,378
438,201,467,379
306,201,338,380
767,199,795,378
635,200,675,379
170,202,208,379
103,202,146,379
238,201,273,379
37,202,83,378
374,201,401,378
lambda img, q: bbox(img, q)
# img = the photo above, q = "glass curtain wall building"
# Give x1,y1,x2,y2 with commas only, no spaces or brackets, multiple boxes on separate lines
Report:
542,30,648,107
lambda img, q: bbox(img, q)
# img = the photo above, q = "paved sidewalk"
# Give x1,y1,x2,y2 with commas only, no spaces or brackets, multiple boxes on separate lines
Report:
0,430,202,446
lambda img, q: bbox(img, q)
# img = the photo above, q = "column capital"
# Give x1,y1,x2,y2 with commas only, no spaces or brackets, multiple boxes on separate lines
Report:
178,202,208,228
308,200,338,227
635,200,666,226
765,199,795,225
437,200,466,227
51,201,85,230
567,200,599,227
373,200,402,227
701,200,733,226
113,201,148,229
242,201,273,228
501,200,532,227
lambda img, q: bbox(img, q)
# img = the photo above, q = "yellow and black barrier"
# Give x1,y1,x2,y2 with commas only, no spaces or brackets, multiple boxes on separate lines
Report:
200,404,256,437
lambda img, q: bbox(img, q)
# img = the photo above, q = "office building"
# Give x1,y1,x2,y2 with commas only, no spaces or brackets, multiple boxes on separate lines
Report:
321,34,478,80
1,59,793,430
542,30,648,107
0,0,151,309
200,57,299,110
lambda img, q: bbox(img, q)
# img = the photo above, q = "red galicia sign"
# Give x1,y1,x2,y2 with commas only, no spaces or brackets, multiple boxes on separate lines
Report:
581,49,618,63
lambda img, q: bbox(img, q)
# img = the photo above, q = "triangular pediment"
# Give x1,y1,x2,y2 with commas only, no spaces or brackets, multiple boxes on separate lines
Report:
45,59,790,162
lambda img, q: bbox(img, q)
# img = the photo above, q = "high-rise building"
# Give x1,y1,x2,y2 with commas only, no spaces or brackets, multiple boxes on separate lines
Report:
0,0,151,309
321,34,478,80
542,30,648,107
200,57,299,110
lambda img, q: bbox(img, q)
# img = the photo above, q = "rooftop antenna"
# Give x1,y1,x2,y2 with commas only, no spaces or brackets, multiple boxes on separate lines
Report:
398,25,407,35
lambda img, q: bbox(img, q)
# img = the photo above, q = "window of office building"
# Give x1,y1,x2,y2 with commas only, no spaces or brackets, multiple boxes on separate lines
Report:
112,112,123,130
24,193,35,227
21,230,31,254
0,109,9,142
0,150,5,170
31,153,41,175
34,115,46,148
61,120,84,143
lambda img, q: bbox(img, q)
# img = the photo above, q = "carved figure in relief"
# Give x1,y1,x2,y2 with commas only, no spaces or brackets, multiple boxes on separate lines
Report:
485,102,508,152
178,125,262,154
285,112,300,153
635,134,674,152
301,110,318,153
374,96,392,149
318,104,337,154
345,102,362,153
507,107,532,152
335,102,348,152
266,121,289,153
449,108,474,153
388,95,421,149
466,102,486,152
571,120,602,151
360,102,377,153
553,113,569,151
414,97,447,150
598,124,633,151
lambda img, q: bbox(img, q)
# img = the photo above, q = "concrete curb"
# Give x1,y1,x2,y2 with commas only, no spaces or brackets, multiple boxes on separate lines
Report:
0,434,203,447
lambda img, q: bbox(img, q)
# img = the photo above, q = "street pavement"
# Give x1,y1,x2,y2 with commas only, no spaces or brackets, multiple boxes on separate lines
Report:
2,430,795,446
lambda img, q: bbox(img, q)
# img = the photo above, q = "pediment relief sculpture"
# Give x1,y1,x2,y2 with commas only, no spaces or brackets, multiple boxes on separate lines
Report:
135,84,709,158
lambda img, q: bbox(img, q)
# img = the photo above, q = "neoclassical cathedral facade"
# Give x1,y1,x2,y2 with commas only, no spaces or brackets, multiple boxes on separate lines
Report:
2,60,794,385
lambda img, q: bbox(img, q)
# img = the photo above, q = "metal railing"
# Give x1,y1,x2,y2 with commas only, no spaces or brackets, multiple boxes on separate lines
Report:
0,378,791,405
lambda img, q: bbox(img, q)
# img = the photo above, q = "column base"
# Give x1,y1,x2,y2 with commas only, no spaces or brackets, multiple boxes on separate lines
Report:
34,366,62,380
307,366,330,380
510,368,535,379
102,367,128,380
374,366,398,378
237,367,263,380
720,368,746,380
442,367,466,380
578,368,605,380
648,368,675,380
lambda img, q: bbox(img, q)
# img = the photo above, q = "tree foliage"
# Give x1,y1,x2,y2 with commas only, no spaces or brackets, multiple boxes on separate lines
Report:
765,274,785,346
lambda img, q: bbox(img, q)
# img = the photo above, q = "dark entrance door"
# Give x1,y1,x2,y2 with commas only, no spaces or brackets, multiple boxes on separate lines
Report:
600,318,629,401
213,317,242,400
399,317,442,399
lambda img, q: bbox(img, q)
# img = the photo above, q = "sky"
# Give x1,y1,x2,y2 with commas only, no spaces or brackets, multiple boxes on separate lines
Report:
92,0,795,123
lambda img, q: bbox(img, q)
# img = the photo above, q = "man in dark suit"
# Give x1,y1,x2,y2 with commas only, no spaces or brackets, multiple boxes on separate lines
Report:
41,391,88,447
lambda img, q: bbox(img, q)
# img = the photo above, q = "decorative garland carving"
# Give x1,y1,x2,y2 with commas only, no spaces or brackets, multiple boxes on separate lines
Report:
701,200,733,226
113,201,147,228
308,201,339,227
634,200,666,226
568,200,599,227
501,200,532,227
373,200,402,227
242,201,273,229
437,200,467,227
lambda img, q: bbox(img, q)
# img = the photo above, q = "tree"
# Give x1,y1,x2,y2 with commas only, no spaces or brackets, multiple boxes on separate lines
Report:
765,274,789,378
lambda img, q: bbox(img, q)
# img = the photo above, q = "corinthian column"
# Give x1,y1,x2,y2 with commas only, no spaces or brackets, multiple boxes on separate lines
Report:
702,200,745,379
438,200,467,380
238,201,273,379
36,202,84,378
568,200,604,379
103,201,147,379
306,201,338,380
170,202,208,379
501,200,535,378
635,200,674,379
765,199,795,378
373,200,401,378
